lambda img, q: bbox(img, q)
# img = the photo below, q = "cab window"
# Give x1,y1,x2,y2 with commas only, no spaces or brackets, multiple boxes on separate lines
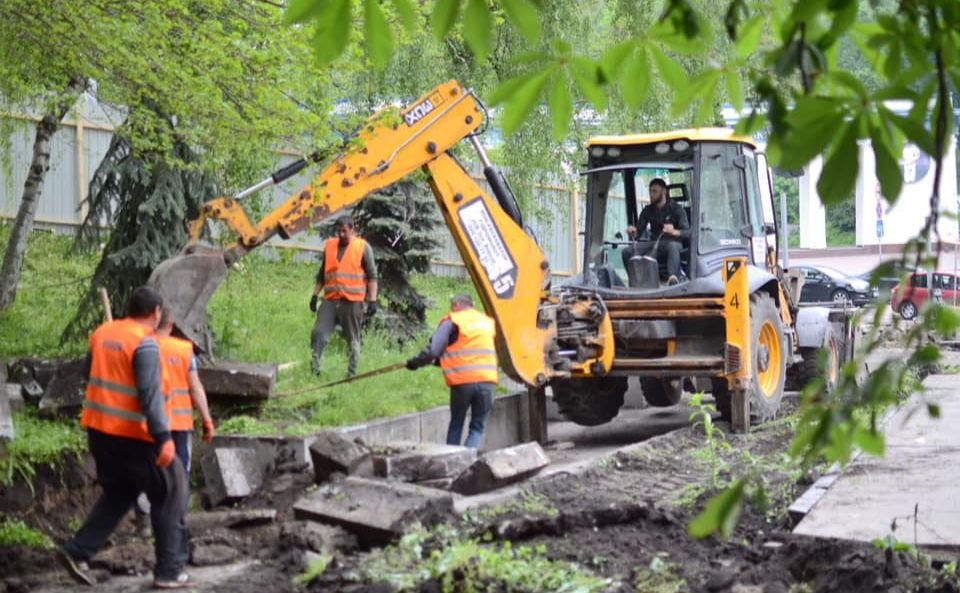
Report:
698,143,748,253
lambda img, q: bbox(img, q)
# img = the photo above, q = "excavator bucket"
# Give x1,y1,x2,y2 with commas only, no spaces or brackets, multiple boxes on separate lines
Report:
147,244,228,354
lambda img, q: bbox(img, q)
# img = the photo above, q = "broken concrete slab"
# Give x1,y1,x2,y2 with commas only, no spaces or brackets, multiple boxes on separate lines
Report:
0,389,14,444
186,509,277,531
372,441,476,482
280,520,358,554
293,476,454,547
451,442,550,496
204,434,315,475
3,383,24,413
198,361,277,400
37,361,86,419
309,431,370,483
201,447,265,507
191,543,241,566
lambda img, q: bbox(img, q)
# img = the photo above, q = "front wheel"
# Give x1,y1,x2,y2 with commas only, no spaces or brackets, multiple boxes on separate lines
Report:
899,300,917,320
713,293,787,423
551,377,627,426
640,377,683,407
831,289,851,304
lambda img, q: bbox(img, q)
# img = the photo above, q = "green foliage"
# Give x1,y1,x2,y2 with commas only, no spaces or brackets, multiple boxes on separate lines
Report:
0,224,95,357
0,410,86,489
0,518,54,550
687,392,730,489
292,553,331,588
363,524,612,592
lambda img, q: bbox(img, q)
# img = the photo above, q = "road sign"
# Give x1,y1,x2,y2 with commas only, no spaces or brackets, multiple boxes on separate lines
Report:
875,200,883,218
876,219,884,239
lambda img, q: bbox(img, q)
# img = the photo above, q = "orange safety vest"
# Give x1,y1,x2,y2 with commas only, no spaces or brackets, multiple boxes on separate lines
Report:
440,308,498,387
158,335,195,432
81,318,154,442
322,237,368,302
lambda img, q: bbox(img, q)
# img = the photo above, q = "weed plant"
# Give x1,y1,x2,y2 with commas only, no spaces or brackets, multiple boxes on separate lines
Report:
0,518,54,549
0,410,86,488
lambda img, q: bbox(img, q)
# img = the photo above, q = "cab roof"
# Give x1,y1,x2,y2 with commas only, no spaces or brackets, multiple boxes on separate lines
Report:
587,127,756,148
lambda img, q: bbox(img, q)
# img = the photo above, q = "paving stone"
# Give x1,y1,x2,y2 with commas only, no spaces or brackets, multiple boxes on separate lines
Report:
0,389,14,444
201,447,264,507
3,383,24,413
203,434,314,476
450,442,550,496
191,543,241,566
186,509,277,531
309,431,371,483
280,520,358,554
37,361,86,419
372,441,476,482
293,476,454,547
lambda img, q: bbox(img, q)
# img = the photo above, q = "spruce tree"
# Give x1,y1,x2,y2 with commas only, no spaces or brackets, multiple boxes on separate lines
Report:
61,122,218,344
349,179,442,342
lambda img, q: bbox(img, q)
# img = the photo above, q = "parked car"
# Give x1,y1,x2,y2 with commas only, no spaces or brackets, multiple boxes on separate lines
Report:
793,264,878,305
891,271,959,320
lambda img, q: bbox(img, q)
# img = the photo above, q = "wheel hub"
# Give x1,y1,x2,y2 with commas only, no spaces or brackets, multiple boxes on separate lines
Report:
757,344,770,372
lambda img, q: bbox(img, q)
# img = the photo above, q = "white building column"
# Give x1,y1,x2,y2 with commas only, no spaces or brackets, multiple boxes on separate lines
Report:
798,155,827,248
855,139,878,246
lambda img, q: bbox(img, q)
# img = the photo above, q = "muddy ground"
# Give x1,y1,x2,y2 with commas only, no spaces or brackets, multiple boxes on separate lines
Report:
2,396,959,593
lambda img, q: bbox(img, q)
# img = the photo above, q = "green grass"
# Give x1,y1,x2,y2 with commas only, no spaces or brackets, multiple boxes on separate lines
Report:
0,518,54,549
1,409,87,487
0,222,480,433
0,224,98,358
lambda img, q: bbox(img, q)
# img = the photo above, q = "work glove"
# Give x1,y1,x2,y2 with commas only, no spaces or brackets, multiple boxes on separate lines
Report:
155,439,176,468
365,301,379,317
309,295,318,313
406,349,433,371
202,418,215,443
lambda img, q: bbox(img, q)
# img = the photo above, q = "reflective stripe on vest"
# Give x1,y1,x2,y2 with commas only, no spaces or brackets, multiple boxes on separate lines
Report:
159,335,195,431
439,308,498,387
81,318,153,442
323,237,367,302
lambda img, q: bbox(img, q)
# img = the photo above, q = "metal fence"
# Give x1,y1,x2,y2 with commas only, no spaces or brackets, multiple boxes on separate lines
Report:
1,111,583,277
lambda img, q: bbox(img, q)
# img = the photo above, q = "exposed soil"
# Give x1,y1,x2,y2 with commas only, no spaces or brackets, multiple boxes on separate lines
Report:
2,405,959,593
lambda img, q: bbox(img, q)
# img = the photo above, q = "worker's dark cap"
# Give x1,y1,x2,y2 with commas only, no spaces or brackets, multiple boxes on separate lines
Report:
335,215,354,228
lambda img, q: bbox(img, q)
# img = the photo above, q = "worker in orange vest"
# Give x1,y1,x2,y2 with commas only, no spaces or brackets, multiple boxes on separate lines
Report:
156,307,214,570
157,307,215,471
309,214,378,377
405,293,498,448
60,287,190,589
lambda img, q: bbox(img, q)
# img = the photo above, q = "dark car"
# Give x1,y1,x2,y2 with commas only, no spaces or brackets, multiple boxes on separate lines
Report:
793,264,878,305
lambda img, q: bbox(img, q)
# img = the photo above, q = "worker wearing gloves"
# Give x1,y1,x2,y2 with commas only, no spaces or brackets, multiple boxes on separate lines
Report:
60,287,189,590
310,214,378,378
155,307,214,571
406,294,498,449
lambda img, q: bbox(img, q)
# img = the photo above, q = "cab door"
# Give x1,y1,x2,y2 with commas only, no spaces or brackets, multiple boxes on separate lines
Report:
756,153,778,269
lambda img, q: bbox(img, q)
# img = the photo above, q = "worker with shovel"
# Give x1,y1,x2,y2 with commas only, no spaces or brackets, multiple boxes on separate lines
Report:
405,294,498,449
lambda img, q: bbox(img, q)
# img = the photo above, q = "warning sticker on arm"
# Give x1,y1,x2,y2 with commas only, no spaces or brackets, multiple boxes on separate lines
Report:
458,199,518,298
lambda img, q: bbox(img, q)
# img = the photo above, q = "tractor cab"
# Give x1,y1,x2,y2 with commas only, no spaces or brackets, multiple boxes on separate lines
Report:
581,128,778,291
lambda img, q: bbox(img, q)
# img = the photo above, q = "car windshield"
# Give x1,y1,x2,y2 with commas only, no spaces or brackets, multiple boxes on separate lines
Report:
815,266,847,280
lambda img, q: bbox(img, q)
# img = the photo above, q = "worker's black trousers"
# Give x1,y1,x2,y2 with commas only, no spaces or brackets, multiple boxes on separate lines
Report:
64,429,188,581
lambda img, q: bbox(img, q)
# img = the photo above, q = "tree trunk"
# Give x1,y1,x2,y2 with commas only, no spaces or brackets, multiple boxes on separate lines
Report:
0,76,87,310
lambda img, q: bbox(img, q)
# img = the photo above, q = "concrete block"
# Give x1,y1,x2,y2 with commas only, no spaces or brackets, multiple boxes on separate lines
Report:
38,361,86,419
451,442,550,496
205,434,315,474
280,520,358,554
201,447,264,507
308,431,371,483
361,413,421,445
481,393,523,452
419,407,451,444
3,384,24,413
0,390,14,443
199,361,277,400
372,441,476,482
293,476,454,547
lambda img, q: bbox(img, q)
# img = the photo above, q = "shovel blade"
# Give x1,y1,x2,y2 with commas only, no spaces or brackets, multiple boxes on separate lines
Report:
148,245,228,353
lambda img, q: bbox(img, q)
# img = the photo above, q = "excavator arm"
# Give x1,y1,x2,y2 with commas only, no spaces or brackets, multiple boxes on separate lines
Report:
150,80,614,386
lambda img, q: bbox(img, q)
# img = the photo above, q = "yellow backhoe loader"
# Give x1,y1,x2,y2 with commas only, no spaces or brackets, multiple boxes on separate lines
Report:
149,80,853,432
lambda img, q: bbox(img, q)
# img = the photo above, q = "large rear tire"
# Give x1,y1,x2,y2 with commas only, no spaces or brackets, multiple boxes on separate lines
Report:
640,377,683,407
712,293,787,423
794,324,840,394
551,377,627,426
